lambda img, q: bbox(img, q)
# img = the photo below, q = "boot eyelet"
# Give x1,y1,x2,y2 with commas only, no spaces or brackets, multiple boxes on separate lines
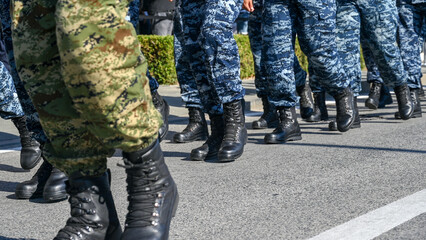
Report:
154,202,160,207
152,212,159,217
152,221,158,226
85,226,92,232
157,193,163,198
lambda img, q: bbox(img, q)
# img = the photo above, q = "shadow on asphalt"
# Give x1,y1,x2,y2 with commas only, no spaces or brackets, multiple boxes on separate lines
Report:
0,236,37,240
0,132,19,141
163,151,189,159
0,164,29,173
288,142,426,154
0,180,19,193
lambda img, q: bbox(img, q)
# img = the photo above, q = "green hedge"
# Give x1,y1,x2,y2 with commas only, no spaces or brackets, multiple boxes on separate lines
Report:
139,35,365,85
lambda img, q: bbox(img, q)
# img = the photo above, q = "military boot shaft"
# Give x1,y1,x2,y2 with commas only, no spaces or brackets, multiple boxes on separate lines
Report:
54,171,122,240
252,96,278,129
173,107,208,143
394,83,414,120
332,87,355,132
152,91,170,141
306,91,328,122
296,84,314,119
329,97,361,131
395,88,422,119
190,114,225,161
218,100,247,162
365,82,382,110
121,140,178,240
264,106,302,143
11,116,42,170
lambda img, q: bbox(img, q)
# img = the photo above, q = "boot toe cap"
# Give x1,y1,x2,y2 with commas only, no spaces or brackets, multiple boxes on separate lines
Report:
20,147,42,170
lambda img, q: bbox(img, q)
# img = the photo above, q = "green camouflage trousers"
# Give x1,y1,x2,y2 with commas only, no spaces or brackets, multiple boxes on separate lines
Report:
11,0,162,176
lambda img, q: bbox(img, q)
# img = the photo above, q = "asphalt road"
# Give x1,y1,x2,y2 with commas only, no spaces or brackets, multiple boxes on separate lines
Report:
0,84,425,240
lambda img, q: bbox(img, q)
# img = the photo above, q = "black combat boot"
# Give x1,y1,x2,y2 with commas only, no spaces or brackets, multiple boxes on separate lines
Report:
152,91,170,141
15,160,52,199
329,97,361,131
190,114,224,161
54,171,122,240
11,116,42,170
252,96,278,129
43,167,68,202
365,82,382,109
394,83,414,120
264,106,302,143
173,107,208,143
306,91,328,122
218,100,247,162
121,140,179,240
296,84,314,119
378,85,393,108
395,88,422,119
332,87,355,132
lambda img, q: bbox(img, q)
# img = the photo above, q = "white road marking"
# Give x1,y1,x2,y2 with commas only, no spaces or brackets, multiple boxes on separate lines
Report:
309,189,426,240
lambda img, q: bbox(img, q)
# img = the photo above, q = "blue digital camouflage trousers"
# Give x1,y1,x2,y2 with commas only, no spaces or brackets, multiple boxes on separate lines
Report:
177,0,245,115
262,0,349,107
362,37,384,87
0,62,23,119
0,25,23,119
127,0,160,93
173,4,204,110
128,0,140,31
336,0,408,95
1,0,46,143
397,0,425,89
248,0,307,99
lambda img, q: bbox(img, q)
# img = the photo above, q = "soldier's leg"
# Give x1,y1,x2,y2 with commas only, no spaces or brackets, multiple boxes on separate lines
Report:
0,61,24,120
262,0,302,144
124,0,170,140
359,0,413,119
178,0,225,161
294,54,314,119
396,2,424,118
196,0,247,162
306,66,329,122
13,0,176,238
297,0,355,132
173,5,208,143
127,0,140,33
249,1,279,129
362,38,393,109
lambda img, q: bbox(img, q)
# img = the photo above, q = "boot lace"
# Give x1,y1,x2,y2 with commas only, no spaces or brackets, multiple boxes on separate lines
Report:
118,159,163,228
56,188,102,239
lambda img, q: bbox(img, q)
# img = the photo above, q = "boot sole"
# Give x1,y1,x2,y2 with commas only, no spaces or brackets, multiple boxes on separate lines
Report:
43,190,68,202
365,101,378,110
252,121,278,129
190,150,218,161
15,190,41,199
173,134,208,143
217,150,243,162
395,111,422,119
264,134,302,144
